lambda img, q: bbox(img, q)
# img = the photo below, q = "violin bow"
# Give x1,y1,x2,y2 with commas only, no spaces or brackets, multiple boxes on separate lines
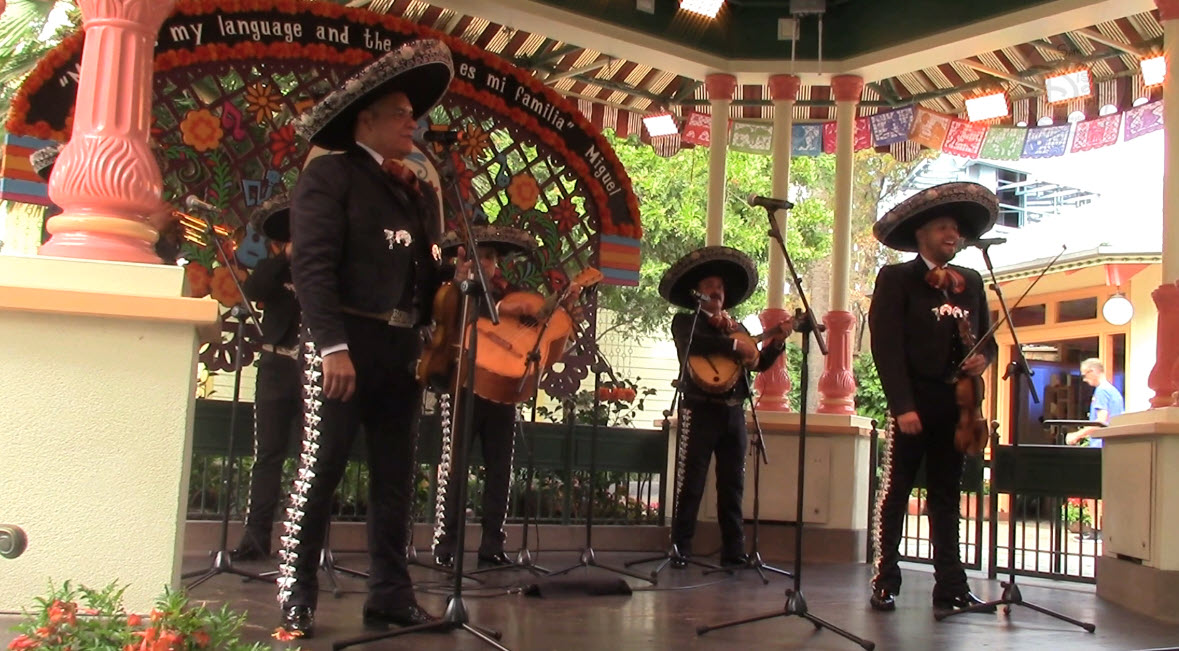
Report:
956,244,1067,369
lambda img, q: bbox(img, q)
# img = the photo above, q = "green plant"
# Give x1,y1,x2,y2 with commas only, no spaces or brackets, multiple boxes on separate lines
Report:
1063,498,1093,525
6,581,278,650
535,377,657,427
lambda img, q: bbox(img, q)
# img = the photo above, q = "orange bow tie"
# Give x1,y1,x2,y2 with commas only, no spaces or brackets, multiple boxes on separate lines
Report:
381,158,420,193
925,266,966,294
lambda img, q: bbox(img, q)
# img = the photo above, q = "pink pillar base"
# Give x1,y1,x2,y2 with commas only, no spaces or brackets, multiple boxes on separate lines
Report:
818,310,857,415
755,307,793,411
1150,283,1179,408
39,229,161,264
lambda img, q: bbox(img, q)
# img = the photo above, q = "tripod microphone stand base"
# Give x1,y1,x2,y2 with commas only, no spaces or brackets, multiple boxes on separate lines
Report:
703,551,792,584
547,547,657,584
935,580,1096,631
331,593,506,651
625,543,722,580
182,551,273,590
698,588,875,650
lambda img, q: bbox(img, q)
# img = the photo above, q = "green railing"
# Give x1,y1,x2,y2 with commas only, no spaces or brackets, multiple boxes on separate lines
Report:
188,398,665,527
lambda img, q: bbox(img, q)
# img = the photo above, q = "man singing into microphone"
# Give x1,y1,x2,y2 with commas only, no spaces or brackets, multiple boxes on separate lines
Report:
658,246,791,567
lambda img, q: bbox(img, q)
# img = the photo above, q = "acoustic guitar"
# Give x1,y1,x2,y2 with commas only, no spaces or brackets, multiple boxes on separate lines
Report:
470,267,603,404
687,321,792,394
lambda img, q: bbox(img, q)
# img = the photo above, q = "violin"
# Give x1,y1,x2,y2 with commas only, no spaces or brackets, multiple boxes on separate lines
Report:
416,281,463,389
926,267,989,455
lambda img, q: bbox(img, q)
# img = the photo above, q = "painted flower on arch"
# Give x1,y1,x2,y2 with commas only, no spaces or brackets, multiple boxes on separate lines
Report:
180,109,223,152
244,80,282,124
458,122,491,161
549,198,579,235
268,124,297,168
210,265,247,307
507,173,541,210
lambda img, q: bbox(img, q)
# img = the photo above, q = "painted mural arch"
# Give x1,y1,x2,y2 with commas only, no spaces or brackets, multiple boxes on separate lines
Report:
3,0,643,396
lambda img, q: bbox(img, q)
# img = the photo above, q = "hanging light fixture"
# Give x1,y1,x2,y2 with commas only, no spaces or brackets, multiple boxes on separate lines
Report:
965,91,1009,122
1141,54,1166,87
1102,291,1134,326
643,112,679,137
1045,69,1092,103
679,0,724,18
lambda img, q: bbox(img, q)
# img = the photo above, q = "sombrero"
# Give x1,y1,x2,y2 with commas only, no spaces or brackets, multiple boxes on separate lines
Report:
295,39,453,152
250,192,291,242
439,223,537,258
659,246,758,310
30,143,64,181
873,182,998,252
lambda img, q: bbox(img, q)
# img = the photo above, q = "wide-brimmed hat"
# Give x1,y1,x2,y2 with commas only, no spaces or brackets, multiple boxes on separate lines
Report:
439,223,537,258
873,182,998,252
250,192,291,242
659,246,758,310
31,143,64,181
295,39,453,151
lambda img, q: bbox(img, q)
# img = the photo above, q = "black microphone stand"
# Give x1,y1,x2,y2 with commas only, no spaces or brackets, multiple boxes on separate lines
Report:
625,295,723,578
936,244,1094,632
698,206,874,650
703,370,793,583
182,212,272,590
547,294,657,584
332,140,505,650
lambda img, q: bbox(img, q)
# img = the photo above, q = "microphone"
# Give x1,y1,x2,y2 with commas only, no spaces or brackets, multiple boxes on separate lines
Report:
689,289,710,303
185,195,219,213
422,128,460,145
747,194,794,211
957,236,1007,250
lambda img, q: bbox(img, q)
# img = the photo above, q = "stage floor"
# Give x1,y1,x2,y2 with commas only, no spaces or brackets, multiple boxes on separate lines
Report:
4,551,1178,650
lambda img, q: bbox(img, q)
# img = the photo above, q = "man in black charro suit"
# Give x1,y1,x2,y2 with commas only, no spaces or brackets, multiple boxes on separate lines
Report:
868,182,999,615
275,39,458,639
232,193,303,562
659,246,791,567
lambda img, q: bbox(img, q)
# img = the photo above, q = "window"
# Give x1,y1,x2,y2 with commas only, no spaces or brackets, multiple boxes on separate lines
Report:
1057,297,1098,323
1011,304,1046,327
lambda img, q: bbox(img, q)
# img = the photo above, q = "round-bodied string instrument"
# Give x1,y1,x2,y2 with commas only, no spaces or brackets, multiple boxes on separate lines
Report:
926,267,989,455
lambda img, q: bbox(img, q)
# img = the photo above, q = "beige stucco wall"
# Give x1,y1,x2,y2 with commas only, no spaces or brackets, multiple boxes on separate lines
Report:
0,255,217,611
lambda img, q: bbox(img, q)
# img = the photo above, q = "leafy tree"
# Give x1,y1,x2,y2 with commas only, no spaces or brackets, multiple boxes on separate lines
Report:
0,1,79,141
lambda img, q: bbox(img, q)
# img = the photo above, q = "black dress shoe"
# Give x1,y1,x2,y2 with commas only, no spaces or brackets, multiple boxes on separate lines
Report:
278,605,314,639
363,604,441,629
433,553,454,568
869,588,897,612
721,553,750,567
477,552,512,568
932,592,996,613
230,537,269,562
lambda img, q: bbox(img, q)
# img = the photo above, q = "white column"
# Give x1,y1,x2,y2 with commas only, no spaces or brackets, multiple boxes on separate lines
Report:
705,74,737,247
767,74,800,309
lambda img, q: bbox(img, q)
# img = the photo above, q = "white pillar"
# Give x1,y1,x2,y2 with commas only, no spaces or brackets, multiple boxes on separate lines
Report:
767,74,800,309
705,74,736,247
829,75,863,312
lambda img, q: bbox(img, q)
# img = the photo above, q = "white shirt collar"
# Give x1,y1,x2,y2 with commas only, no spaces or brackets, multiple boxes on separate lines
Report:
919,254,941,270
356,141,383,166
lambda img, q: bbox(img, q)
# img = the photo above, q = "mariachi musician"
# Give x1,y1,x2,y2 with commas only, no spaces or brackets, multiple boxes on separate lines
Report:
429,222,541,569
659,246,791,567
867,181,998,614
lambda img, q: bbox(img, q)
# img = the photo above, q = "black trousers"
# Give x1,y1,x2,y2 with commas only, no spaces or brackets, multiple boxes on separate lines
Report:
435,395,516,557
278,317,423,611
873,380,968,599
241,352,303,551
671,397,747,558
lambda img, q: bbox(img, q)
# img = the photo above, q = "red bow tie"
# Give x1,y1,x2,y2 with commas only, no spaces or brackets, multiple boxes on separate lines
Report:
925,266,966,294
382,158,420,193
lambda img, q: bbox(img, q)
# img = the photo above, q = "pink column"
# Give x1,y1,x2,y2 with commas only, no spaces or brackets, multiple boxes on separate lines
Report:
818,75,863,415
754,74,802,411
38,0,176,264
1151,0,1179,407
1150,284,1179,407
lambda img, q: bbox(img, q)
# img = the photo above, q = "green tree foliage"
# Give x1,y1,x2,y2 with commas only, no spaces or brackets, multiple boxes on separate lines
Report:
0,1,79,140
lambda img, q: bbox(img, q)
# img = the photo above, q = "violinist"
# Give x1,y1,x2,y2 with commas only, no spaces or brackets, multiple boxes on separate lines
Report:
431,223,550,569
658,246,791,568
867,182,998,615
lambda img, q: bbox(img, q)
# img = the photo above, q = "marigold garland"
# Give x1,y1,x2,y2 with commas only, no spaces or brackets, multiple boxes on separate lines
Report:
4,0,642,238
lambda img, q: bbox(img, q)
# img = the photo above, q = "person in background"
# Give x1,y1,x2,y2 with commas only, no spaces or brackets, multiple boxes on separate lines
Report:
1066,357,1125,447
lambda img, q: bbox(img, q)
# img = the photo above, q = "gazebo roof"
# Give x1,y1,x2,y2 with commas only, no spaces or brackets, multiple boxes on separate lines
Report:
356,0,1160,136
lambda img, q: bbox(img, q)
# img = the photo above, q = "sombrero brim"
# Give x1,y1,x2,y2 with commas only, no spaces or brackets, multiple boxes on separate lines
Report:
439,225,537,257
250,192,291,242
873,182,998,252
296,39,453,152
659,246,758,310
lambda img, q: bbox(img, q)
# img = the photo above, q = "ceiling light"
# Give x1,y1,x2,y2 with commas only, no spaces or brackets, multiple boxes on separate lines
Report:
1098,104,1117,116
1067,110,1086,123
680,0,724,18
1037,116,1054,126
965,92,1008,121
1141,55,1166,87
1045,69,1092,103
1102,292,1134,326
643,112,679,137
1133,96,1150,107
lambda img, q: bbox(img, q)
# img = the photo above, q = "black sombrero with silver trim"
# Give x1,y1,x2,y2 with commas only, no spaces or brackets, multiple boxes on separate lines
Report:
250,191,292,242
659,245,758,310
873,182,998,252
31,143,64,181
294,39,454,152
439,223,537,258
